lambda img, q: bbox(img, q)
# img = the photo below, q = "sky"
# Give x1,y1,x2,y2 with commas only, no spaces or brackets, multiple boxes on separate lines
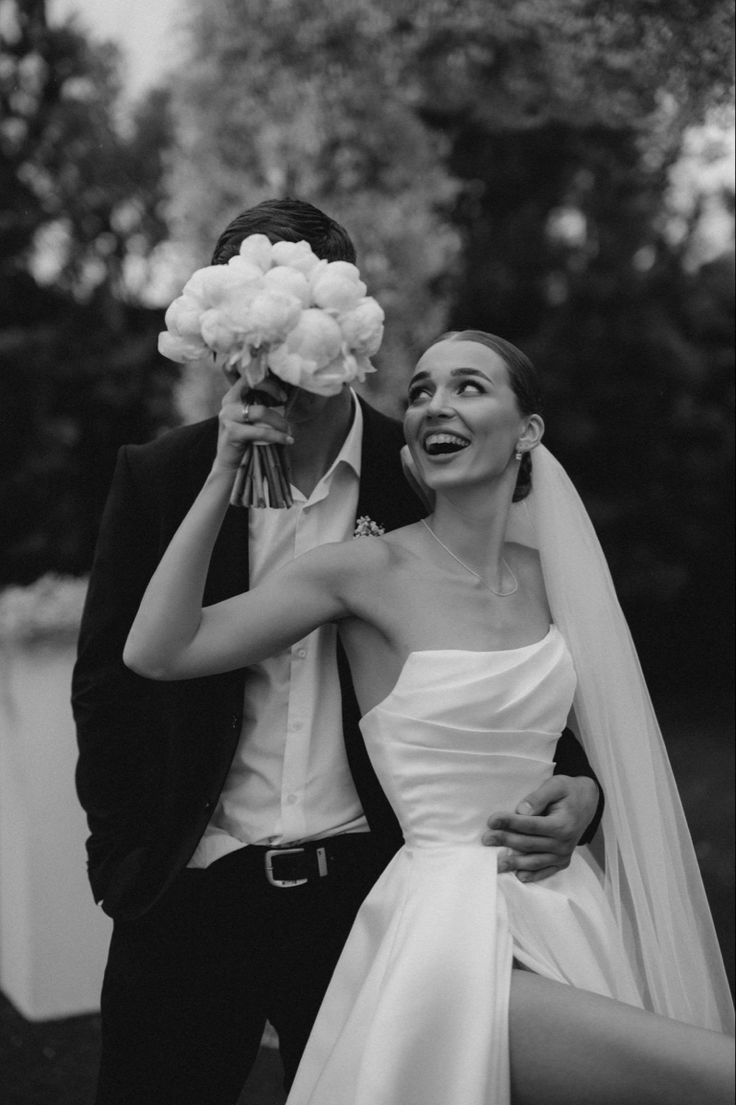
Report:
48,0,182,99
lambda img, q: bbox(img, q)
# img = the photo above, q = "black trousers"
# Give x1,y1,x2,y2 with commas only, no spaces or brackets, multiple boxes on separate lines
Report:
95,836,391,1105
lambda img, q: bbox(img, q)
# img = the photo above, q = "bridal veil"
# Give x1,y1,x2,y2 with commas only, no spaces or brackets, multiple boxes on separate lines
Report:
404,442,734,1032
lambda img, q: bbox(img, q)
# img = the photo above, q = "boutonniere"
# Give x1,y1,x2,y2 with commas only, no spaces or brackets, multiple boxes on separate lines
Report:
353,515,385,538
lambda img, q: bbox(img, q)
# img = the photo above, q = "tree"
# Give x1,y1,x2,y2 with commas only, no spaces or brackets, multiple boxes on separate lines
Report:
167,0,466,415
167,0,733,684
408,4,734,684
0,0,179,583
168,0,733,416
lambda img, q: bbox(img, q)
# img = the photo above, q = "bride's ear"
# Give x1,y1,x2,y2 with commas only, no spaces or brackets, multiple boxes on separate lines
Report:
517,414,544,454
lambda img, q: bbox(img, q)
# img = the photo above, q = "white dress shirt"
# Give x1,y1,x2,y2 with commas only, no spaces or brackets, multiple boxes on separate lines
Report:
189,398,369,867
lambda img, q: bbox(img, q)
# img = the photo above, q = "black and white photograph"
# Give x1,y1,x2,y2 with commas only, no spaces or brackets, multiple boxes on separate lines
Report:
1,2,734,1103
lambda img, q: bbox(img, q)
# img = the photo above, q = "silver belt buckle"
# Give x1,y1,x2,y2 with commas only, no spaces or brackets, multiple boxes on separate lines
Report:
265,846,309,888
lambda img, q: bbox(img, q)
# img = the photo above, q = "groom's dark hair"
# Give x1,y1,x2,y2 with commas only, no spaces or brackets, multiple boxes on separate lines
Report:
210,198,357,265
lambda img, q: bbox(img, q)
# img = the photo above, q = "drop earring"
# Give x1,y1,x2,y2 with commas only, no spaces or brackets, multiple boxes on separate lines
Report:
514,449,523,461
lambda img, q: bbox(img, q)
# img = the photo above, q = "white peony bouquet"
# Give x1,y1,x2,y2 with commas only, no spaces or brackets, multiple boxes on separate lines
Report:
158,234,385,507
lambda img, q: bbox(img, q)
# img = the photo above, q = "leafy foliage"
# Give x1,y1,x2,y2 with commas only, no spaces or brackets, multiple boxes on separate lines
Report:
0,0,180,583
2,0,732,687
169,0,733,685
168,0,464,411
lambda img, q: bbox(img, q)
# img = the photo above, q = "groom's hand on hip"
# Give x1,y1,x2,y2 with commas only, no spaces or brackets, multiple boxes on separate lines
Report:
481,775,600,884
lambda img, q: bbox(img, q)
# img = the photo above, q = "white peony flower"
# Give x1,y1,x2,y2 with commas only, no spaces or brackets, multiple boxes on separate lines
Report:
158,330,208,363
246,290,303,347
268,309,345,393
164,294,204,341
311,261,366,312
200,308,240,354
237,233,274,271
270,239,321,275
337,297,385,356
157,233,387,508
183,264,257,307
158,236,384,391
216,280,265,330
264,265,311,307
226,256,269,284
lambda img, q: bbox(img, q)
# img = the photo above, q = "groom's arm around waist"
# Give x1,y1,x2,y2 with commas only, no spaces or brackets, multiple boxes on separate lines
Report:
553,728,604,844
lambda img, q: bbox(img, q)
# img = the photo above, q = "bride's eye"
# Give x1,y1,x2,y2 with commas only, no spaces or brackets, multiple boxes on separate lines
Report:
456,379,485,396
407,384,432,404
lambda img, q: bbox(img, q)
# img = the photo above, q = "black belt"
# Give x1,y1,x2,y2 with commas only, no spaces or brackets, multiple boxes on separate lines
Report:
244,834,382,888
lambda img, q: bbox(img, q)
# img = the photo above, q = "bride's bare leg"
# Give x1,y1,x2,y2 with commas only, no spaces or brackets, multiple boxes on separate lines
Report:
508,968,734,1105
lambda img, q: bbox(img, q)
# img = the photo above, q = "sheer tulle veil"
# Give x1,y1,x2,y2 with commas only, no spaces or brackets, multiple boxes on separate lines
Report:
402,443,734,1032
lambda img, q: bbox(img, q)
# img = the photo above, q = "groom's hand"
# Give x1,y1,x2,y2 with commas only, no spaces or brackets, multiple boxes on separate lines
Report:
481,775,599,884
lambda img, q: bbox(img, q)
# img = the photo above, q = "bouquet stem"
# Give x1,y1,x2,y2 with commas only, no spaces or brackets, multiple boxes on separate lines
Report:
229,364,294,509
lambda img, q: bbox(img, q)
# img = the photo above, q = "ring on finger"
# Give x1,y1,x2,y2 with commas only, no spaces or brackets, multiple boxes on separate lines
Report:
240,402,251,423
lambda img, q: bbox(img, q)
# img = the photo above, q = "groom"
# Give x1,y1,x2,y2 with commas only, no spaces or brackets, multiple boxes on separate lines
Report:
72,198,602,1104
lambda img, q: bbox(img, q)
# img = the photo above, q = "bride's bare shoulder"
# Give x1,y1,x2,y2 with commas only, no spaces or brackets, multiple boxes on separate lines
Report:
299,528,408,576
348,523,422,571
321,525,424,597
295,524,424,599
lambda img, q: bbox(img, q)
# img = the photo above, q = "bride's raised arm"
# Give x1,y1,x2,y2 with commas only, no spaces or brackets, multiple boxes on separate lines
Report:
124,461,353,681
123,378,362,682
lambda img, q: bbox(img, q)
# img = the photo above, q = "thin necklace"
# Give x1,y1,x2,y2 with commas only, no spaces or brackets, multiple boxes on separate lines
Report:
420,518,519,598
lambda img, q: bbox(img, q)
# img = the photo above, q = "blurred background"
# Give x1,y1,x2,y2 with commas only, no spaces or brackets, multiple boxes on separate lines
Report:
0,1,733,1102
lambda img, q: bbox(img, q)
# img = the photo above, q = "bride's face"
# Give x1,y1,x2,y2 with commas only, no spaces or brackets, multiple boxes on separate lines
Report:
403,340,531,494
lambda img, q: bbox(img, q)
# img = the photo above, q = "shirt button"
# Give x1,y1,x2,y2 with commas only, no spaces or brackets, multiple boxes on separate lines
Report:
296,649,307,659
286,794,298,805
291,720,303,731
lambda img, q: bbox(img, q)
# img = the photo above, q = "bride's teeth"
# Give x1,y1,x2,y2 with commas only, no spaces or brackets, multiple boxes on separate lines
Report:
424,433,470,455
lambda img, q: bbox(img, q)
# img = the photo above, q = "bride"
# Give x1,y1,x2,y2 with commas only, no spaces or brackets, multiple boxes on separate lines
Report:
124,330,733,1104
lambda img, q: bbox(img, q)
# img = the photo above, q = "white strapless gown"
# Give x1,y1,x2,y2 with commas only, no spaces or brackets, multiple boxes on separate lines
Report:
286,627,642,1105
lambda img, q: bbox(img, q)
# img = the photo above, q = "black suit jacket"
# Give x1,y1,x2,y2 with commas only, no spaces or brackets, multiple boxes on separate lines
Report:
72,398,601,921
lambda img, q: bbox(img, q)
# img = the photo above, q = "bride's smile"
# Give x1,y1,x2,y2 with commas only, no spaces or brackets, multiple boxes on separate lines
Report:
422,429,471,456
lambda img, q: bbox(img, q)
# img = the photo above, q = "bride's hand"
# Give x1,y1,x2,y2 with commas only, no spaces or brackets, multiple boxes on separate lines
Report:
213,377,294,473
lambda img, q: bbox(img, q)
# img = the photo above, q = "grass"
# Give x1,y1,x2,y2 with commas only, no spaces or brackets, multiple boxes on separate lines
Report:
0,999,286,1105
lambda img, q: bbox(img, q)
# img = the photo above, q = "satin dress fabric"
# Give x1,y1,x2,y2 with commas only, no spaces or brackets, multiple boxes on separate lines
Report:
286,627,642,1105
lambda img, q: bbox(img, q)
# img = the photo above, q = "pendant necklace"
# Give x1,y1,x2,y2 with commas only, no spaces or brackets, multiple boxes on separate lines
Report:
420,518,519,598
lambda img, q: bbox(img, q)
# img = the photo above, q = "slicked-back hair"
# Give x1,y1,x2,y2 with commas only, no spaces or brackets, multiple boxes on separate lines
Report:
210,198,356,265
